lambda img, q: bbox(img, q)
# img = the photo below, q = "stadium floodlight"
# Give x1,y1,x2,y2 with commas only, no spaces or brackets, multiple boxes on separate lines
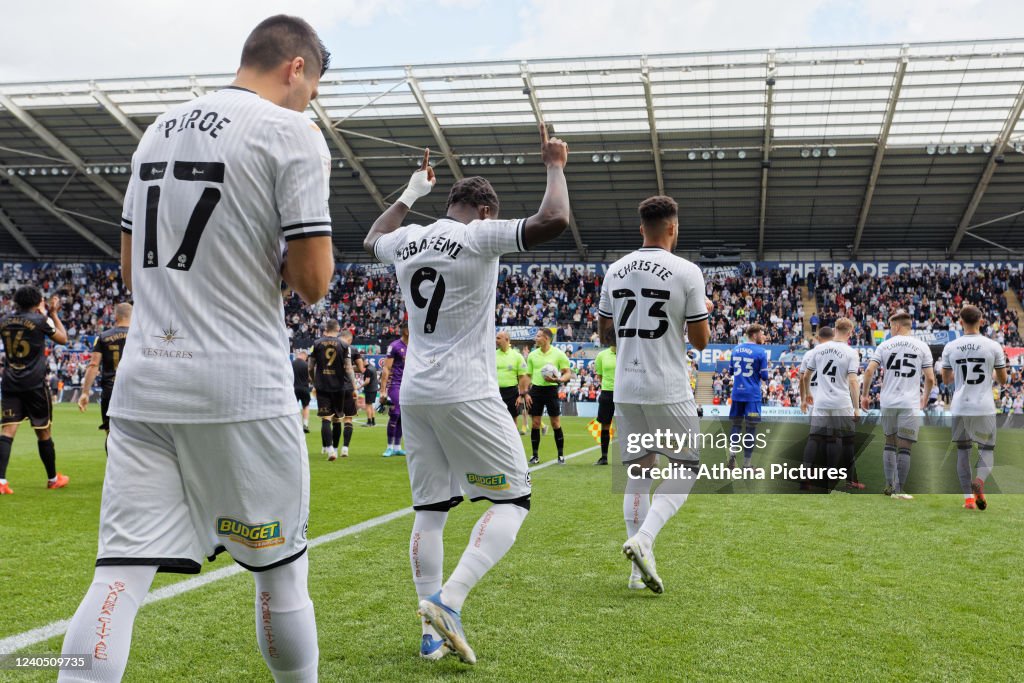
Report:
687,151,697,160
469,157,477,165
737,150,747,159
61,168,70,175
515,156,525,165
592,153,601,163
926,145,936,155
612,153,621,162
337,160,345,169
103,166,111,174
811,148,822,158
965,144,975,154
602,154,612,163
715,150,725,160
17,169,25,176
5,168,13,176
40,168,48,176
800,148,811,158
826,147,837,157
479,157,489,165
503,157,512,165
937,146,947,155
487,157,496,165
460,157,468,166
949,145,959,155
701,151,711,160
28,168,36,175
983,144,992,153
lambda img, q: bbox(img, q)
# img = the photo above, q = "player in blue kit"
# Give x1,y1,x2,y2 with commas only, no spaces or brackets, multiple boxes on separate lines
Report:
729,324,769,468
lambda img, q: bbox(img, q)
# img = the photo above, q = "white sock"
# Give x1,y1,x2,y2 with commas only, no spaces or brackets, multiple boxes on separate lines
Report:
410,511,446,601
441,504,528,612
0,478,6,485
639,474,696,543
58,564,157,683
623,476,653,539
976,447,995,483
253,553,319,683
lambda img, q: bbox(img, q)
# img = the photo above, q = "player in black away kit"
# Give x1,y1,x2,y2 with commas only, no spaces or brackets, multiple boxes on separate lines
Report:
309,319,357,460
79,303,132,441
0,286,70,494
292,349,312,433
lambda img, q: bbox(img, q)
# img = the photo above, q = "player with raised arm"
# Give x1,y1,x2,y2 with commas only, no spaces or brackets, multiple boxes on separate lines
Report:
861,310,935,500
309,320,358,460
525,328,572,464
804,318,863,490
78,302,132,445
380,323,409,457
729,324,769,469
496,330,530,426
364,125,570,664
940,305,1007,510
0,287,69,495
598,195,712,594
59,16,334,682
593,343,616,465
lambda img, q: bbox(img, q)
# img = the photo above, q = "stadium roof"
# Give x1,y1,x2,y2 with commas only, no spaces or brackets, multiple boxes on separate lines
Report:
2,38,1024,262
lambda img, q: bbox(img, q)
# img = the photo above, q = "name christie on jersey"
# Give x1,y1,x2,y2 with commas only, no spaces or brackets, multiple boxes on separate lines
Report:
612,259,672,281
392,236,464,262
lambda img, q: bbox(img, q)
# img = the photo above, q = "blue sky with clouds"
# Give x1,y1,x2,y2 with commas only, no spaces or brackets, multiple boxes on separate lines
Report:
0,0,1021,81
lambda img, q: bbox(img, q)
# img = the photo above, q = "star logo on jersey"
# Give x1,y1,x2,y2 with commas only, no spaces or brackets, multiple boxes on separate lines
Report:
154,326,185,345
632,359,640,366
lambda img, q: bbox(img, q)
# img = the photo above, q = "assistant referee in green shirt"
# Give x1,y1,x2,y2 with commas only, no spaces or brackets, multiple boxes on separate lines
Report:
525,328,572,464
593,345,616,465
496,331,529,424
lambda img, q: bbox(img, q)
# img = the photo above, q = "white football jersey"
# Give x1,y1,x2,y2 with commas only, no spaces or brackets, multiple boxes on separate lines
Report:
940,334,1006,416
372,217,527,405
800,347,820,400
110,87,332,423
598,248,708,404
804,340,859,411
870,335,934,409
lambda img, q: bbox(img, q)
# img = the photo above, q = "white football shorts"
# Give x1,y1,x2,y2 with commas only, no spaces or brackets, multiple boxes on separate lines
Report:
880,408,922,442
951,414,997,447
810,407,855,437
97,414,309,573
403,397,531,510
615,400,701,465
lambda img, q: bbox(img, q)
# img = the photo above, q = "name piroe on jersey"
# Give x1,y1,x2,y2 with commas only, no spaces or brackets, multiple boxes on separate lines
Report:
160,109,232,139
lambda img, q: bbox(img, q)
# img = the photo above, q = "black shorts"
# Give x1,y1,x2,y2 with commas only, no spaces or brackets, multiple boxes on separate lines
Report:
364,390,377,406
1,385,52,429
597,390,615,424
294,388,311,408
529,385,561,417
101,387,113,431
317,391,356,419
500,386,521,419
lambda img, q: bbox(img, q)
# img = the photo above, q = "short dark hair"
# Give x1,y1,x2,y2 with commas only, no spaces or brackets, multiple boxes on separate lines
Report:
325,319,340,332
817,326,835,341
537,328,553,341
240,15,330,78
447,176,499,214
14,285,42,312
638,195,678,228
960,305,982,326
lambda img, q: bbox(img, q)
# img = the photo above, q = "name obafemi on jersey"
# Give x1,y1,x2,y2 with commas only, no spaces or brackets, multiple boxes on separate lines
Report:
110,87,332,423
598,247,708,404
373,217,528,405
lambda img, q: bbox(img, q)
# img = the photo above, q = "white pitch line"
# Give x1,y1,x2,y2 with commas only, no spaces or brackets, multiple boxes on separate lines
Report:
0,442,601,655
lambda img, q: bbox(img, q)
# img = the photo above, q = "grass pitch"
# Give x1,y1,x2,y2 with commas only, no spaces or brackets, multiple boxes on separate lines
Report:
2,406,1022,681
